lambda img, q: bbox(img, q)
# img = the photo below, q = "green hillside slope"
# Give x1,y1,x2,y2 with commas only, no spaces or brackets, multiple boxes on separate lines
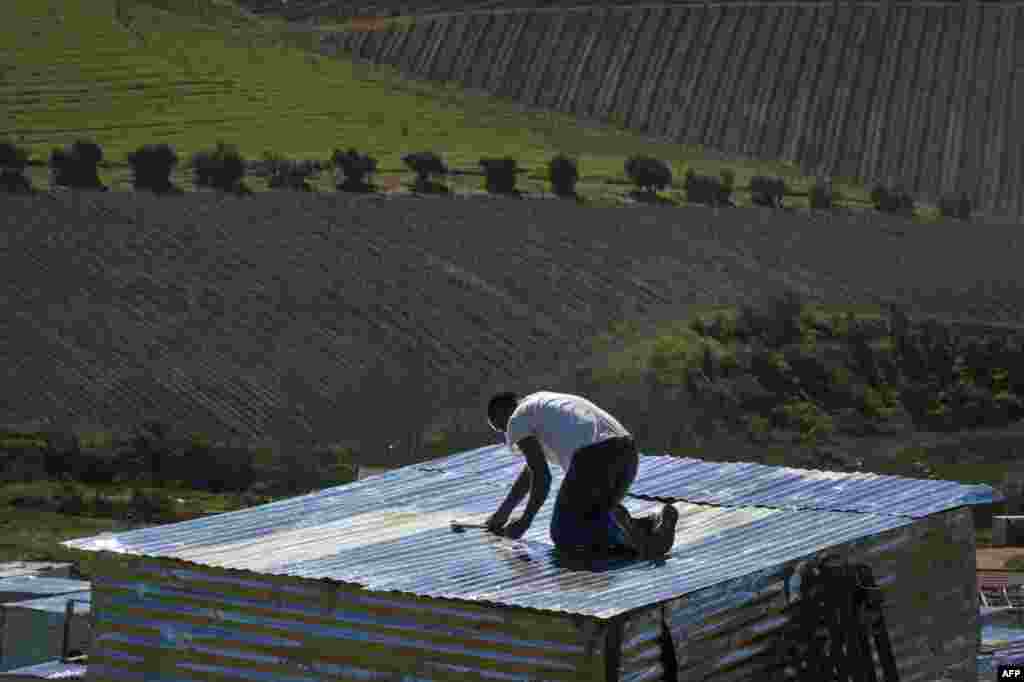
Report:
2,0,871,203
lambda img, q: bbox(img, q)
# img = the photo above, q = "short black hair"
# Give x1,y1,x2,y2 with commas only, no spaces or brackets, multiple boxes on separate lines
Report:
487,391,519,432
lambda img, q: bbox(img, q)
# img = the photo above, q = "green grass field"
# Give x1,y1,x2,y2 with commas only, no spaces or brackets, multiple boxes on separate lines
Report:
1,0,932,212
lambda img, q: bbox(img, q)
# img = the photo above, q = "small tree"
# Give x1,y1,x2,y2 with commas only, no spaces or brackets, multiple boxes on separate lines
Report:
127,143,179,194
333,147,377,192
625,155,671,195
479,157,519,195
49,140,107,191
191,142,247,194
870,183,915,218
750,175,786,208
402,151,448,193
938,191,972,221
809,177,834,210
264,153,321,191
684,169,734,206
0,139,33,193
548,154,579,198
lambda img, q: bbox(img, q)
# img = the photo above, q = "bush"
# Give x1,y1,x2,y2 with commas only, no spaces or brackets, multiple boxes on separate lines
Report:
57,482,87,515
49,140,107,191
191,142,246,193
479,157,519,195
0,139,29,171
0,169,33,193
127,143,179,194
809,177,834,210
401,150,446,187
870,183,915,218
130,487,174,522
750,175,786,208
333,147,377,192
625,155,671,194
938,192,972,220
264,153,321,191
684,169,734,206
548,154,579,198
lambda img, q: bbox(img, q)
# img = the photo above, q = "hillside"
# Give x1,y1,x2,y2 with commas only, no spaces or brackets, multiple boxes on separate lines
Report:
4,189,1024,465
2,0,834,203
318,1,1022,218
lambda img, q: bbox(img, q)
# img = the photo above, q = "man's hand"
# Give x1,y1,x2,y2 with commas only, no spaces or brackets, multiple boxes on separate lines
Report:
485,512,509,534
500,516,531,539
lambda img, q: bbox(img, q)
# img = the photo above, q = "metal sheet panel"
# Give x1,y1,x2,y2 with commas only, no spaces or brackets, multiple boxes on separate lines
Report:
617,507,978,682
0,565,72,581
62,446,936,620
1,594,90,672
0,659,87,681
0,579,90,606
86,557,609,682
63,447,996,620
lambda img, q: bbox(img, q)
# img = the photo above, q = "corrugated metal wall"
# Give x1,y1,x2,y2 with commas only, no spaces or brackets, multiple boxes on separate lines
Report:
86,555,610,681
617,507,979,682
323,1,1024,217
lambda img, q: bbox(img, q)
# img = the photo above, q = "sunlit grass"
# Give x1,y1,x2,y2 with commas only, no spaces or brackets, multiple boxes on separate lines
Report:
1,0,892,207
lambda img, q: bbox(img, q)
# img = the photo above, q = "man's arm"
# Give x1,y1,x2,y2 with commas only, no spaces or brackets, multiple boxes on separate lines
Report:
486,437,552,535
489,466,532,527
514,436,551,525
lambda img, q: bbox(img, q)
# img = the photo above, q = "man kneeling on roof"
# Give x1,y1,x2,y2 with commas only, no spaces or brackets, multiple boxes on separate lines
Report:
485,391,678,558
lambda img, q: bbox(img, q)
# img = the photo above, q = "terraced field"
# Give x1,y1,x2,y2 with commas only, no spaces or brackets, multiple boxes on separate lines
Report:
2,0,875,204
4,188,1024,459
318,1,1024,218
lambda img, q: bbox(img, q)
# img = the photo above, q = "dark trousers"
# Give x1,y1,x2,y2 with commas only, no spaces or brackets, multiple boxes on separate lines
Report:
550,436,639,552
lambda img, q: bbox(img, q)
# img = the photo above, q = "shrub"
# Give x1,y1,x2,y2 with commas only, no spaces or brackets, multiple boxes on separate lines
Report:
479,157,519,195
750,175,786,208
333,147,377,192
127,143,179,194
0,139,29,171
809,177,834,210
264,153,321,191
684,169,734,206
0,140,32,192
49,140,107,191
938,192,972,220
191,142,246,193
548,154,579,198
57,482,87,515
402,151,447,192
625,155,671,194
130,487,174,521
870,183,915,218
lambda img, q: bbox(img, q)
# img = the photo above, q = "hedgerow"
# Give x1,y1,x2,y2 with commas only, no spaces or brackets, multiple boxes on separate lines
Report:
625,155,671,194
0,139,33,193
333,148,377,192
49,140,107,191
479,157,519,195
191,142,248,194
548,154,579,198
127,144,180,194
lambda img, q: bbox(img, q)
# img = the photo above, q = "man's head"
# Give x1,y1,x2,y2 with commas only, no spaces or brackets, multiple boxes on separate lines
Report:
487,391,519,433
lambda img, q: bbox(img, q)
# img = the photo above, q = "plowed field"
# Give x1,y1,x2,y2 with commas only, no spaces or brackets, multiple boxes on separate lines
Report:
3,190,1022,451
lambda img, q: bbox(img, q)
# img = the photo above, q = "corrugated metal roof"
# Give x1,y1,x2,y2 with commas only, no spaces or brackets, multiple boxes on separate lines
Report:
63,446,999,619
423,445,1004,517
4,592,90,615
0,564,72,581
0,659,86,680
0,578,90,605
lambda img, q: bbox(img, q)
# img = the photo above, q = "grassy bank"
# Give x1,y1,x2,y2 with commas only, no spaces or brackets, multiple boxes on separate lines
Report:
1,0,915,211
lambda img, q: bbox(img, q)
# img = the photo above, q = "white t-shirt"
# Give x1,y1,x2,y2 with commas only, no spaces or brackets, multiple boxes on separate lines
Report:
505,391,631,472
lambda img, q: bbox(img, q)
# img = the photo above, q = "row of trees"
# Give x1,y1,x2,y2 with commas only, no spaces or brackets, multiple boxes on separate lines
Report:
0,138,973,218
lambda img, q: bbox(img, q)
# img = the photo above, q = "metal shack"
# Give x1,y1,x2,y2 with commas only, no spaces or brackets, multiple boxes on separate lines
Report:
63,445,1000,682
